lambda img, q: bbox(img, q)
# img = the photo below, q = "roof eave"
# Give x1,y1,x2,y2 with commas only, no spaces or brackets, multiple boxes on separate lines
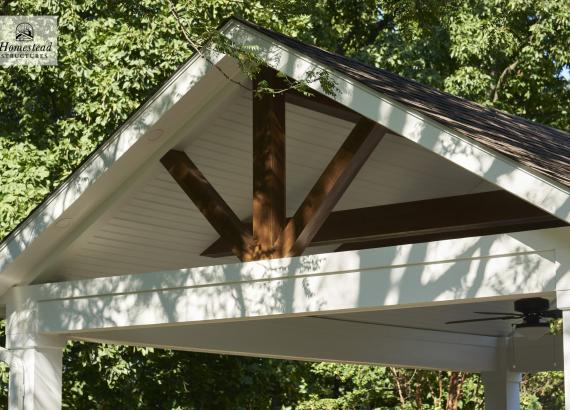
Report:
224,19,570,222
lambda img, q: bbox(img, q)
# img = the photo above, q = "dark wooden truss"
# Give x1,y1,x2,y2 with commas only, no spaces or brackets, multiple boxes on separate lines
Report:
161,68,566,262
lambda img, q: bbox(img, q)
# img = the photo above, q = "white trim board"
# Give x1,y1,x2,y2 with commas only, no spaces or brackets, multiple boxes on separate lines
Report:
4,229,562,335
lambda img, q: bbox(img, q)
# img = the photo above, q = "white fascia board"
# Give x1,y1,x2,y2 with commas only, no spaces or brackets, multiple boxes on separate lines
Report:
4,229,559,333
21,229,560,301
0,49,237,290
223,20,570,223
73,317,500,372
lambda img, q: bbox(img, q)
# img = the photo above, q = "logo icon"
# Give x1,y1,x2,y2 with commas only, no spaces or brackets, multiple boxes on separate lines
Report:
15,22,33,41
1,16,58,65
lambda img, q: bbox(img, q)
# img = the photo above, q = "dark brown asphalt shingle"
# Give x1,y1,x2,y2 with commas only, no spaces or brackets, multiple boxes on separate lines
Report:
235,18,570,188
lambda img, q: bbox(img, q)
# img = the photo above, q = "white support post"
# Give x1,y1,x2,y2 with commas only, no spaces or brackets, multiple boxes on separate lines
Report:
481,338,521,410
555,236,570,410
563,310,570,410
481,371,521,410
556,291,570,410
4,288,66,410
8,345,64,410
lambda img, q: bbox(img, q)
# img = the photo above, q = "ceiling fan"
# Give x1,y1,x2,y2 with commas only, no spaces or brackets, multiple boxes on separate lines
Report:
446,297,561,339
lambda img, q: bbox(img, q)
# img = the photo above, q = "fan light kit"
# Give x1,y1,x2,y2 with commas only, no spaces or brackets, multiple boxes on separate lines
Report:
446,297,560,340
515,323,550,340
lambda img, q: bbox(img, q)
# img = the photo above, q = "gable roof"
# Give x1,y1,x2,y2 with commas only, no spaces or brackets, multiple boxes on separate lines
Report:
235,18,570,189
1,17,569,293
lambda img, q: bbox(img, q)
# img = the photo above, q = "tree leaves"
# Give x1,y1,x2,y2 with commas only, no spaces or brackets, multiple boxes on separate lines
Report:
0,1,568,408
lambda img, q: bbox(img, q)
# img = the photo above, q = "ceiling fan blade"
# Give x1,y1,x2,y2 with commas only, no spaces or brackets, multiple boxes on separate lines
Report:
473,311,523,316
542,310,562,319
446,315,521,325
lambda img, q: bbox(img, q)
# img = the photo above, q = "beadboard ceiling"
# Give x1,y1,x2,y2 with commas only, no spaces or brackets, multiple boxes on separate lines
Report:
44,89,497,281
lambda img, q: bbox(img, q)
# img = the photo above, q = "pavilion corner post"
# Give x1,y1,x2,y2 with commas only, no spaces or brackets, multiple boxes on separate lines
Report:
4,288,66,410
481,338,521,410
555,289,570,410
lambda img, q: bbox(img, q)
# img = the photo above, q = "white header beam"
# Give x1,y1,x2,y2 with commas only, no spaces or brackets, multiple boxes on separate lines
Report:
3,229,559,334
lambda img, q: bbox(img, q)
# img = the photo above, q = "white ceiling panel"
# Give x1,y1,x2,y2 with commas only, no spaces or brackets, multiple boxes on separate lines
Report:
46,89,498,281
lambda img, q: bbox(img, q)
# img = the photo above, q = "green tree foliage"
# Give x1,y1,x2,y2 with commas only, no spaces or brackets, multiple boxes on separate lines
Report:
63,342,310,409
296,365,485,410
1,0,569,408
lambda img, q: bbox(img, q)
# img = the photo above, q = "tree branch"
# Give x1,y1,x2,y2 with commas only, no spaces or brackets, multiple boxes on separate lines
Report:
389,367,406,406
166,0,252,92
492,60,519,102
166,2,338,100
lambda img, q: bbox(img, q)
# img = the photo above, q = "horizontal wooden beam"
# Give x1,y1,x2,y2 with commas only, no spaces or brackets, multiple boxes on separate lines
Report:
201,190,567,258
335,217,564,252
333,191,566,251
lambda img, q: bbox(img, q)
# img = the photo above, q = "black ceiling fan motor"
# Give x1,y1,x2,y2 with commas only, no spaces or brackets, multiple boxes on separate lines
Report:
514,297,550,315
445,297,561,325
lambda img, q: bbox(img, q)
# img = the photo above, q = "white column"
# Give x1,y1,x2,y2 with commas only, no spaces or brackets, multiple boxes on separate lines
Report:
481,337,521,410
556,289,570,410
8,345,64,410
555,233,570,410
481,370,521,410
4,288,66,410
